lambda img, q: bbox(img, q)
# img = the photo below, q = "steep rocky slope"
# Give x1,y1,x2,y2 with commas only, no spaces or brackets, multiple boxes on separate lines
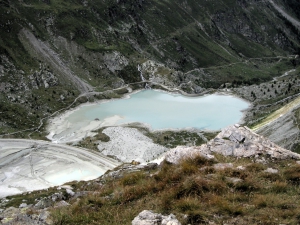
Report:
1,0,300,135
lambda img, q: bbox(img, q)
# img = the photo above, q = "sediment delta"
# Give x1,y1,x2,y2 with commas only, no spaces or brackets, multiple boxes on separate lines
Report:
0,139,120,197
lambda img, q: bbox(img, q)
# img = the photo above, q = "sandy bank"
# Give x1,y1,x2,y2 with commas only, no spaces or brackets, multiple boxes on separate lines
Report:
46,90,143,143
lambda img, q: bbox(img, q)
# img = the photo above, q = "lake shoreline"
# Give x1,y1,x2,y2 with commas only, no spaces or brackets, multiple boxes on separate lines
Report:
46,89,250,144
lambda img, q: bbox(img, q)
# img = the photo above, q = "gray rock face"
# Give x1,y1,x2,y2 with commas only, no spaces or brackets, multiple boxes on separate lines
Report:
51,192,64,202
164,145,214,164
34,198,53,209
165,125,300,164
211,125,300,159
19,203,27,208
54,200,70,208
38,211,50,222
132,210,181,225
0,206,51,225
30,68,58,89
66,189,75,197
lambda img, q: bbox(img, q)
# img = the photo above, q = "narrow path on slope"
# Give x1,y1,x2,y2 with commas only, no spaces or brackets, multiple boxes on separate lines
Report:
185,55,297,75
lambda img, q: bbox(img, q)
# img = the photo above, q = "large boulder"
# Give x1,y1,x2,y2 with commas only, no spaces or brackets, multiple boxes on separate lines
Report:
165,145,214,164
165,125,300,164
34,198,53,209
210,125,300,159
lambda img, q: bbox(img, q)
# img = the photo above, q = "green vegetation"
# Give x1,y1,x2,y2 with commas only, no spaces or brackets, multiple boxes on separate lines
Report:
76,128,110,151
4,186,67,209
206,58,296,85
76,125,217,151
243,72,300,129
1,0,300,134
145,129,217,148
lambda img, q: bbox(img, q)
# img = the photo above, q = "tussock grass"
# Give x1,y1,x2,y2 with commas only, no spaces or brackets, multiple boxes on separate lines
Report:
47,155,300,224
284,164,300,183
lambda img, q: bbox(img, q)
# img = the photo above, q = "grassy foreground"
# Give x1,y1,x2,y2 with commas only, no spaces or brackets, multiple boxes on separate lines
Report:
49,155,300,225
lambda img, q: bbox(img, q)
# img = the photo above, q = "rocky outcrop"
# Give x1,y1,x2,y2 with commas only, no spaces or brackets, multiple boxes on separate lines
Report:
165,125,300,164
0,206,52,225
132,210,181,225
165,145,214,164
30,68,58,89
0,189,74,224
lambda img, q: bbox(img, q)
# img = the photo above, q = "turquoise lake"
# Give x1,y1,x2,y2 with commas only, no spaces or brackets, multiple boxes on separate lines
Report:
66,90,250,131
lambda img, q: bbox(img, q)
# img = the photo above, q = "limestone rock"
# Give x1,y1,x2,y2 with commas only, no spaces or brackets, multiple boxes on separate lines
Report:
38,211,50,222
19,203,27,208
264,168,279,174
35,198,53,209
165,125,300,164
29,68,58,89
165,145,214,164
210,126,300,159
54,200,70,208
66,189,75,197
237,166,246,170
51,192,64,202
0,206,50,225
132,210,181,225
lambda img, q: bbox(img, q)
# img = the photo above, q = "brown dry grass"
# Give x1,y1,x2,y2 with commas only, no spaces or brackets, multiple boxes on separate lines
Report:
50,156,300,225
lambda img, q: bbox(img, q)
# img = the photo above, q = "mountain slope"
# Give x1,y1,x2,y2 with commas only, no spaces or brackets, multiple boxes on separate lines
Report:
1,0,300,135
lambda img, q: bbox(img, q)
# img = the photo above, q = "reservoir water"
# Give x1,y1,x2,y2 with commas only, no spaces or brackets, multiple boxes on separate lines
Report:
49,90,249,143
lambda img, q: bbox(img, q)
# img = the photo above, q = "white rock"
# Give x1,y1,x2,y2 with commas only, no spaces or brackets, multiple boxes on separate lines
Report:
164,125,300,164
165,145,214,164
19,203,27,208
236,166,246,170
66,189,75,196
132,210,181,225
264,168,278,174
54,200,70,208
